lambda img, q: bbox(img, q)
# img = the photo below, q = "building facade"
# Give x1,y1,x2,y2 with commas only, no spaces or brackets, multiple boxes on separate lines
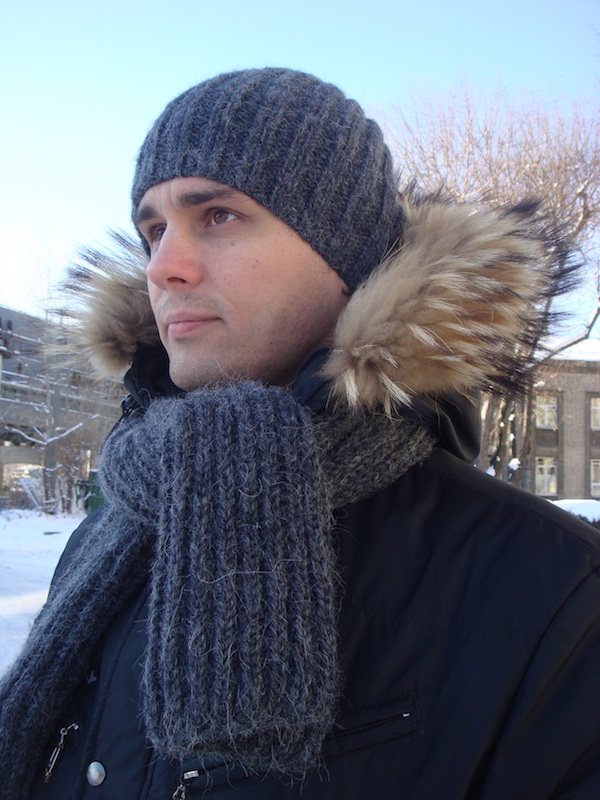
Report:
533,341,600,500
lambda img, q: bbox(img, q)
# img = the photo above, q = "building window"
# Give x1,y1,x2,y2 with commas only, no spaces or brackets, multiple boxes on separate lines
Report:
592,460,600,498
535,394,558,430
591,397,600,431
536,456,558,496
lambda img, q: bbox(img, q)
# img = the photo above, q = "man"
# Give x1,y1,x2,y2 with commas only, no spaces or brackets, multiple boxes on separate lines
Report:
1,68,600,800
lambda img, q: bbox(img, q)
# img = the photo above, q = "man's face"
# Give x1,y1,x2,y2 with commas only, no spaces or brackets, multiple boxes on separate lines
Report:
137,177,349,390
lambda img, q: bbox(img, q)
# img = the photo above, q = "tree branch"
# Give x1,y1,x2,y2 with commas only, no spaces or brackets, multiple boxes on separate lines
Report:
5,416,100,446
538,303,600,364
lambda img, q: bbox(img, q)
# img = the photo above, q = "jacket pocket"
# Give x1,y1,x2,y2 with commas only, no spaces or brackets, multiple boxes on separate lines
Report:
323,693,420,758
173,695,420,795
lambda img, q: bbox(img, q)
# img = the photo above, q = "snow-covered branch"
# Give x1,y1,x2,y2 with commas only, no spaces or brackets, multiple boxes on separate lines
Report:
5,416,100,446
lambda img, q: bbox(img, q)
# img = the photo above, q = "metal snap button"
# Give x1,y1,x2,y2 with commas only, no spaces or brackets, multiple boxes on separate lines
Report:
86,761,106,786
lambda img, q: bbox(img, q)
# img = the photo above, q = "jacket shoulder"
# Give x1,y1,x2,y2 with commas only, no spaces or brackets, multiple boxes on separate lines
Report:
337,448,600,635
424,447,600,556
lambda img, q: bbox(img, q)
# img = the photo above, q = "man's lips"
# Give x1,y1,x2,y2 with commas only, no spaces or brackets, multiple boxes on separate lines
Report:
163,311,220,337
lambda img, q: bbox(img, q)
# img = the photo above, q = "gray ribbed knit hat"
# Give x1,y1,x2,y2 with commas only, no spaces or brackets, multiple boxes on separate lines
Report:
132,68,404,290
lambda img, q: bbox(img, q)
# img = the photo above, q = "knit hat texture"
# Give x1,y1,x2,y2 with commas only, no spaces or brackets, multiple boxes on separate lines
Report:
131,68,404,290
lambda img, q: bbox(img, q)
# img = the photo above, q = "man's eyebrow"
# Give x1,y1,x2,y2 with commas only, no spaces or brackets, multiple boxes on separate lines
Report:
179,187,241,208
133,204,159,227
134,186,243,227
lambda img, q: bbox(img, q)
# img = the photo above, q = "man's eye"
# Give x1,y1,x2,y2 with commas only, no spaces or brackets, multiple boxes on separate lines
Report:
146,224,166,245
209,209,237,226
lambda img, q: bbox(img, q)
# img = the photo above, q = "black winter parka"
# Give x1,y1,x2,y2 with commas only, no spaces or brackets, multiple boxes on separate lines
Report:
30,442,600,800
21,194,600,799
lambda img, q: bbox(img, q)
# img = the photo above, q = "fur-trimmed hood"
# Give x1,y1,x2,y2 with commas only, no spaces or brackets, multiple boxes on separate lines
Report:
59,192,573,412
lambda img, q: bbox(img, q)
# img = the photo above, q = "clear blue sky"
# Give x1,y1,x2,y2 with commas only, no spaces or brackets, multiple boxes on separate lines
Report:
1,0,598,317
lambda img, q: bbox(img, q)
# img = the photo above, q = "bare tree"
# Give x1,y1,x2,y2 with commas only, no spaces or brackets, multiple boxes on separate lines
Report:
387,89,600,488
0,316,122,513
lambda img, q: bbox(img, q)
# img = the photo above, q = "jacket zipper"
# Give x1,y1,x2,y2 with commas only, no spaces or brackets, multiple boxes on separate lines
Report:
172,768,201,800
326,709,413,740
43,722,80,782
169,709,414,796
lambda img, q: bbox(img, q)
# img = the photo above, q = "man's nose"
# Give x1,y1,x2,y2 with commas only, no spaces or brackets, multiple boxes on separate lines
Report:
145,229,204,290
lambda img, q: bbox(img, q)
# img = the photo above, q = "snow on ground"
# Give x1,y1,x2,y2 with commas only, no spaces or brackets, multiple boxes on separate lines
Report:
0,510,83,676
552,499,600,522
1,500,599,678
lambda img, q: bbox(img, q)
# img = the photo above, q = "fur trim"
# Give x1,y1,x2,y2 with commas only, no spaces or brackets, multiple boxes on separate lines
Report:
57,232,159,379
58,197,575,408
322,193,571,412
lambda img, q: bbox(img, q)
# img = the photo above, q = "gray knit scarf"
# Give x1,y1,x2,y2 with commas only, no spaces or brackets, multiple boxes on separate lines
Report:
0,382,435,800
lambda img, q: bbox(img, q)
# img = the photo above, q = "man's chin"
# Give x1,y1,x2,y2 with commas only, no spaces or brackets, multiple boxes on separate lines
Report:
168,360,220,391
168,358,247,391
167,352,297,390
170,371,222,392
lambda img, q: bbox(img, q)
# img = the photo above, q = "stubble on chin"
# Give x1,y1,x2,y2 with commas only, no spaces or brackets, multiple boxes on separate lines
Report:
168,352,229,391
